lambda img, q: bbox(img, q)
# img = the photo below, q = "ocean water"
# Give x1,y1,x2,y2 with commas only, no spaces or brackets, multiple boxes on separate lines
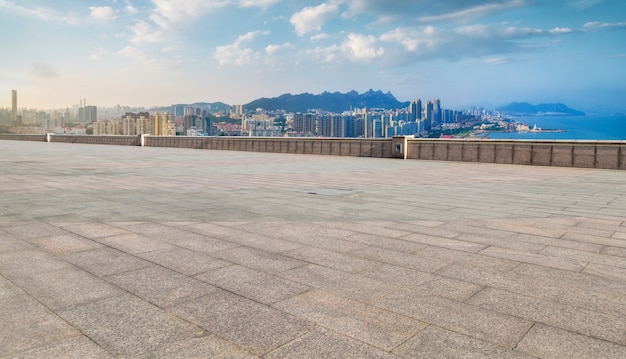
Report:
486,116,626,140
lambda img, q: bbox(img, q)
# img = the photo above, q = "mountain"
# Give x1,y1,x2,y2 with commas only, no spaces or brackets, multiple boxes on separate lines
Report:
497,102,585,116
244,89,409,113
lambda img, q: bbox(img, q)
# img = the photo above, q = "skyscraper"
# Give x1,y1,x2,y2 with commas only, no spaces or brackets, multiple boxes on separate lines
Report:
409,99,422,122
11,90,17,124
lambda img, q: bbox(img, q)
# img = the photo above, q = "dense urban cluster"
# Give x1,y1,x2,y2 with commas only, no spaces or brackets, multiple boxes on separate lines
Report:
2,89,499,138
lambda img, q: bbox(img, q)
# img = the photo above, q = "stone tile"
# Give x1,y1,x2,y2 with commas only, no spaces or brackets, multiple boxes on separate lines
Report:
515,324,626,359
195,264,309,305
0,234,33,253
454,233,546,253
212,246,306,274
510,264,626,317
510,232,604,253
0,249,73,277
359,263,483,301
63,247,152,277
138,246,230,275
112,221,189,239
602,246,626,257
541,245,626,268
173,289,315,355
343,233,427,253
4,222,69,239
164,231,240,253
468,287,626,346
418,246,519,272
182,222,247,238
274,289,426,351
479,246,587,272
394,223,463,239
265,328,400,359
59,294,200,357
583,262,626,281
400,233,487,252
106,265,217,308
0,294,80,357
27,233,103,255
8,267,124,311
562,231,626,248
351,246,449,273
283,233,368,253
61,222,129,239
285,246,378,273
333,221,411,238
97,232,175,254
393,325,533,359
375,290,533,348
11,335,114,359
223,232,303,253
279,264,354,289
138,334,257,359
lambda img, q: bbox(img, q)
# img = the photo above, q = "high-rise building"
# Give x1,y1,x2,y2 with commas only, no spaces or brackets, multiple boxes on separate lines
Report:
433,99,441,125
409,99,422,122
11,90,17,124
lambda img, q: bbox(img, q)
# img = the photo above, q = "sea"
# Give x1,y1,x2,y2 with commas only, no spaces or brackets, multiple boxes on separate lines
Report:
485,115,626,141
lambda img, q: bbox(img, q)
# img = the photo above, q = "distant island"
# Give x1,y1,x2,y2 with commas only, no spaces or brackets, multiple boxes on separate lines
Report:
497,102,585,116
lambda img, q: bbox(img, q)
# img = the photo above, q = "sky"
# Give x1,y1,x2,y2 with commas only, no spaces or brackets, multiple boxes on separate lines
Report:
1,0,625,112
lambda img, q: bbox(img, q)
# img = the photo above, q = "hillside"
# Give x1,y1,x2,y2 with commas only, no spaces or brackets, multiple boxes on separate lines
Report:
244,89,409,113
497,102,585,116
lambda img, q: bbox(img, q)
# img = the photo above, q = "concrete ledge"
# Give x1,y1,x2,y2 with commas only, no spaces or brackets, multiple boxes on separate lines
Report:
2,135,624,170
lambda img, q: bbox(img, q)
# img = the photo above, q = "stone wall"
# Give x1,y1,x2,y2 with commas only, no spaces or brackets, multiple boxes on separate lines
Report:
404,139,625,170
143,136,394,158
0,134,46,142
1,134,624,169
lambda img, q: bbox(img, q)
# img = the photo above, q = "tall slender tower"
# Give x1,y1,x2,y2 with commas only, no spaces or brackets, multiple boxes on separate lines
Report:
11,90,17,124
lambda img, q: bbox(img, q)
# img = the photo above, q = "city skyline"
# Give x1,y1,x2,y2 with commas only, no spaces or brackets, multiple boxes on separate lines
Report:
1,1,625,112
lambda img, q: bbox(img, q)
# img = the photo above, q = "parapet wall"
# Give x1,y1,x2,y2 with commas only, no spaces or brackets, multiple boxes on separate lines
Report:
143,136,394,158
403,138,625,170
1,134,624,170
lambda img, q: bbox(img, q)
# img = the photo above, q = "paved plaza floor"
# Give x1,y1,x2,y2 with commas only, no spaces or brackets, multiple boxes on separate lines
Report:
1,140,625,358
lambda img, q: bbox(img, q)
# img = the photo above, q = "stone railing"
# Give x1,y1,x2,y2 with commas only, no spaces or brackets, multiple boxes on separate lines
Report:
393,137,625,170
1,134,624,170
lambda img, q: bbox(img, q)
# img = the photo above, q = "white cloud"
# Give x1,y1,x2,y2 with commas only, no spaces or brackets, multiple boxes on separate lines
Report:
265,42,292,55
418,0,525,23
89,48,108,61
583,21,626,30
130,20,164,44
214,31,267,66
31,63,60,79
149,0,229,29
125,5,138,14
548,27,573,35
341,33,385,61
310,33,330,41
484,57,508,65
290,3,339,36
380,27,440,52
568,0,603,9
238,0,281,8
89,6,119,22
0,0,79,24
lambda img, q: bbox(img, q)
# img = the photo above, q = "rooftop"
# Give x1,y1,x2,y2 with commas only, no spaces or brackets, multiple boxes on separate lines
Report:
1,140,625,358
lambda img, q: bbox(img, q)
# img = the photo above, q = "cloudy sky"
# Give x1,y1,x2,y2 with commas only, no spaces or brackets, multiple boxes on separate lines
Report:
1,0,625,112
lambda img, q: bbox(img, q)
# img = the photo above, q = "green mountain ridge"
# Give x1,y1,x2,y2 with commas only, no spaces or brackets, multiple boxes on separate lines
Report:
244,89,410,113
497,102,585,116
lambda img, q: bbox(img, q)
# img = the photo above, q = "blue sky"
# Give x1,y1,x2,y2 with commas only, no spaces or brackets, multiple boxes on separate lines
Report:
1,0,625,112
